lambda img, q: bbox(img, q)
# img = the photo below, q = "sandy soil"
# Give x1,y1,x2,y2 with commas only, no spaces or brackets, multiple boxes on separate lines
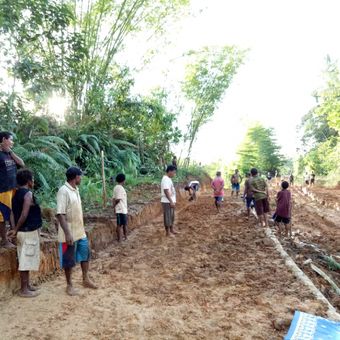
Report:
0,193,331,340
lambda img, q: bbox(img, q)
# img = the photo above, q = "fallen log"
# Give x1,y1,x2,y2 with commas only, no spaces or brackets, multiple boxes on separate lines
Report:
310,263,340,295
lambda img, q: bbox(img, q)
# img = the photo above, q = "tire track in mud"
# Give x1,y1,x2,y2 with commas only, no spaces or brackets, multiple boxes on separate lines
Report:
0,194,330,340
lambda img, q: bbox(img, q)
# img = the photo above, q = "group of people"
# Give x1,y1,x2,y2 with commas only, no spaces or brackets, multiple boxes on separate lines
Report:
211,168,292,237
0,131,182,297
304,171,316,186
0,131,117,297
0,130,297,300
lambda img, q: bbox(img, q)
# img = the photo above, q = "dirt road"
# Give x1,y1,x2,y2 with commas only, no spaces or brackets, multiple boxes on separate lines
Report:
0,193,331,339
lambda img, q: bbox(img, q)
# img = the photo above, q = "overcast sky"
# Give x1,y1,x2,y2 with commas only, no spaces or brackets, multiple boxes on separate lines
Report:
123,0,340,165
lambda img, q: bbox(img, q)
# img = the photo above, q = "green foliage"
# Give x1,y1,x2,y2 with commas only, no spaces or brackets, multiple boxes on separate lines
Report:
299,58,340,183
237,124,284,175
0,0,190,117
300,109,337,148
175,163,207,183
182,46,246,157
314,58,340,133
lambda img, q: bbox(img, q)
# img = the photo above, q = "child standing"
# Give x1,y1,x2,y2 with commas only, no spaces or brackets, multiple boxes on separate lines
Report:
8,169,42,297
211,171,225,212
274,181,292,237
112,174,128,242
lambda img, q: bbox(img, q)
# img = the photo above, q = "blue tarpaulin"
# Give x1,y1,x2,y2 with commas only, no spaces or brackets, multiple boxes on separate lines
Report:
285,311,340,340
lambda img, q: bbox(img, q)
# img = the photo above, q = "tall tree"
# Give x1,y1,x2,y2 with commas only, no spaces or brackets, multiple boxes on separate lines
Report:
182,46,245,159
0,0,190,119
237,124,284,174
313,57,340,133
298,58,340,177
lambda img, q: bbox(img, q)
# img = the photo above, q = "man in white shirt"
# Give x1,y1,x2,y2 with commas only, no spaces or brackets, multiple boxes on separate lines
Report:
112,173,128,242
56,167,97,296
161,165,178,237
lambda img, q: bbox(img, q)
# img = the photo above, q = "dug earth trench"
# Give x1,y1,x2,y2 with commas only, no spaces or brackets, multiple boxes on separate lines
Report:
0,192,334,340
276,184,340,312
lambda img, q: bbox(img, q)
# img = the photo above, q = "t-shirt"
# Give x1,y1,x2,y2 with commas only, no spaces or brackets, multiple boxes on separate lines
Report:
12,188,42,232
0,151,17,193
244,179,253,198
56,182,86,243
211,177,224,197
249,176,267,201
113,184,128,214
189,180,199,187
276,189,291,218
161,175,176,203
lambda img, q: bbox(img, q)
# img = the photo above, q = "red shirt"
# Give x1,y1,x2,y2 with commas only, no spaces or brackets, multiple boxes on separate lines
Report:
211,177,224,197
276,189,291,218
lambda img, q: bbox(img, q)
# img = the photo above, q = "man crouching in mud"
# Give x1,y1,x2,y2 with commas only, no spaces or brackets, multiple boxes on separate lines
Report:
161,165,179,237
56,167,97,296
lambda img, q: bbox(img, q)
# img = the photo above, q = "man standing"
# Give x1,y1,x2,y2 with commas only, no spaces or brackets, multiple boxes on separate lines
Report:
9,169,42,297
310,172,316,186
212,171,225,212
231,169,242,197
250,168,270,227
172,156,178,170
304,172,310,186
56,167,97,296
243,173,255,220
0,131,25,247
161,165,178,237
112,173,128,242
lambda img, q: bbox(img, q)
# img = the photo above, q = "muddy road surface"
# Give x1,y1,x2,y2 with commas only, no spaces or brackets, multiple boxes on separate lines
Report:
277,184,340,312
0,194,332,340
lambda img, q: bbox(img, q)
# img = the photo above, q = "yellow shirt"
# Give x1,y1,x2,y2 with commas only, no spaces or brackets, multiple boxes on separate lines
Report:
56,182,86,243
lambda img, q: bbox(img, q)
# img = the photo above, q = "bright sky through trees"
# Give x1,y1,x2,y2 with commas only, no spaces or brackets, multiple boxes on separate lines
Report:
126,0,340,165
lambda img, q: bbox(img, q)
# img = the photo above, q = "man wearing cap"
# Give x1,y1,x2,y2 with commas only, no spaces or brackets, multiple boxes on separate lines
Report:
56,166,97,296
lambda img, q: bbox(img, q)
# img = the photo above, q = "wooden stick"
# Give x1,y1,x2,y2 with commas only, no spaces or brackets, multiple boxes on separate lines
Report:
101,150,107,208
310,263,340,295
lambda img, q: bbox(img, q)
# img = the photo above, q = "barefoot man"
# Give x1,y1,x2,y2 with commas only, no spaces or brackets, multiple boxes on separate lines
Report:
231,169,242,198
0,131,25,247
56,167,97,295
250,168,270,227
212,171,225,212
161,165,178,237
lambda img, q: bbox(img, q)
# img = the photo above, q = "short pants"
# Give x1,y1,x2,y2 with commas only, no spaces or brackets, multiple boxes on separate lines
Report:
17,229,40,271
59,237,90,269
0,189,15,222
274,215,290,224
232,183,240,191
254,198,270,216
214,196,223,203
191,184,199,191
162,203,175,228
116,213,128,226
245,197,255,208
